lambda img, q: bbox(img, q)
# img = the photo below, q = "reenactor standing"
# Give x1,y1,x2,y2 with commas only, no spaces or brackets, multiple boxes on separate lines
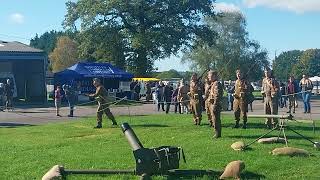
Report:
208,70,223,138
233,70,250,129
261,69,279,129
88,78,117,128
204,77,212,126
177,80,189,114
188,73,204,125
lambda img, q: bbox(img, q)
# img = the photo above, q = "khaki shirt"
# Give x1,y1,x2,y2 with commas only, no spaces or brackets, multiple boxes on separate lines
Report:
234,79,249,99
189,80,203,99
90,85,108,103
209,80,223,108
262,77,279,97
204,82,211,101
177,85,189,101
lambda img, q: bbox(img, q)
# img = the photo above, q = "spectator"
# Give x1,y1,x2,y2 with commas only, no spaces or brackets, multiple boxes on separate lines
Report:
226,80,234,111
156,81,165,111
145,82,152,102
133,81,141,101
0,83,4,111
4,79,14,111
63,84,76,117
287,76,298,114
279,82,287,108
172,82,181,114
55,86,62,117
299,74,313,113
163,82,173,114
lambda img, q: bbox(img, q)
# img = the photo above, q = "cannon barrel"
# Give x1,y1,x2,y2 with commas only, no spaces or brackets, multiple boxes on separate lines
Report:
121,123,144,151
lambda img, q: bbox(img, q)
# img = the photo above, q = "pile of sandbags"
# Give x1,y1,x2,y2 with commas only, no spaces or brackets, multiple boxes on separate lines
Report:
220,160,245,179
231,141,245,151
42,165,63,180
258,137,286,144
271,147,310,157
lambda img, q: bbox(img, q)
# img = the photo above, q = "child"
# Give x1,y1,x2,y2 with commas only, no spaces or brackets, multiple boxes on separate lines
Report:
55,86,62,117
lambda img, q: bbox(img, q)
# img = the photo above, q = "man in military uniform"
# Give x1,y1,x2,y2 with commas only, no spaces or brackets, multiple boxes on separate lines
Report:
208,70,223,138
88,78,117,128
204,77,212,126
233,69,250,129
177,79,189,114
261,69,279,129
188,73,203,125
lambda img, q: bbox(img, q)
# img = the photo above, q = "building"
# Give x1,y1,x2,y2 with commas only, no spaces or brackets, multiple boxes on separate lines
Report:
0,40,47,102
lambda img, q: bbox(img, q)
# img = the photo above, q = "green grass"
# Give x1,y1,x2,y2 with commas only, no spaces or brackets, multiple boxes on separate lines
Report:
0,114,320,179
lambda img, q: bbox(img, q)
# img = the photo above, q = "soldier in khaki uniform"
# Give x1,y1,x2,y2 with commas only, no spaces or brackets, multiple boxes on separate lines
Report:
208,70,223,138
89,78,117,128
233,69,250,129
188,73,203,125
204,77,212,126
177,80,190,114
261,69,279,129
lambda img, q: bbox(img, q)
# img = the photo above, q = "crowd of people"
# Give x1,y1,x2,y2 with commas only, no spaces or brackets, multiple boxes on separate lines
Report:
138,69,315,138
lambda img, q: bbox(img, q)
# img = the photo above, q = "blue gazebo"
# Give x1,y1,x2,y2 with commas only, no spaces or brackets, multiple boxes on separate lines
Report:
54,62,133,93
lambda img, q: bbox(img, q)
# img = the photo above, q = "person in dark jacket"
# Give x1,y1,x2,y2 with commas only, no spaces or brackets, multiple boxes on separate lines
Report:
172,83,181,114
164,82,173,114
63,84,77,117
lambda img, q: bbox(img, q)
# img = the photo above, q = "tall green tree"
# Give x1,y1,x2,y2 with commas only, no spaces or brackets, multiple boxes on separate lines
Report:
182,12,268,81
77,26,127,69
292,49,320,78
273,50,302,81
156,69,182,79
63,0,216,76
29,30,75,55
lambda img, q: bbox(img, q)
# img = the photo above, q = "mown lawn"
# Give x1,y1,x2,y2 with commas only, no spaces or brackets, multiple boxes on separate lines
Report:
0,113,319,179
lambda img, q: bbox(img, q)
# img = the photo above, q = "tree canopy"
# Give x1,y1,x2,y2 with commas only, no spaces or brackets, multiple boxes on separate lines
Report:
49,36,78,72
63,0,216,76
156,69,182,79
273,49,320,80
182,12,269,81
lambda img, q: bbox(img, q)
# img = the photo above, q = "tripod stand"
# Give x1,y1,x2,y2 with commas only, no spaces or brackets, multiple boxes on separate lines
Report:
245,114,318,149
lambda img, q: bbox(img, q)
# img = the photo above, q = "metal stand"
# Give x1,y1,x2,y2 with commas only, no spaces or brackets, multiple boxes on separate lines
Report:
245,114,317,149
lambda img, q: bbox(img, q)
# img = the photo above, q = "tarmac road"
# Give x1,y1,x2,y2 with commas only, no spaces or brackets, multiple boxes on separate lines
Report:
0,97,319,126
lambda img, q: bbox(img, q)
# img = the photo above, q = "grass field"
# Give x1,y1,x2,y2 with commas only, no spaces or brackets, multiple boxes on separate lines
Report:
0,114,319,179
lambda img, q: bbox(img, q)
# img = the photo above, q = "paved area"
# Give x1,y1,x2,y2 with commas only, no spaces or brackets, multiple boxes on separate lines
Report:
0,98,319,126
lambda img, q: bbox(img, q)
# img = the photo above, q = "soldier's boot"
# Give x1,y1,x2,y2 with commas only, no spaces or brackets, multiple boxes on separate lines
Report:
213,130,221,139
198,118,201,126
233,121,240,128
242,121,247,129
68,110,74,117
94,122,102,129
193,118,198,125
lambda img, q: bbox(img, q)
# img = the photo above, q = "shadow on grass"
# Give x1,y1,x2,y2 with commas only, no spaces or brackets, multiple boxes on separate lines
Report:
165,170,265,179
130,124,170,128
0,122,35,128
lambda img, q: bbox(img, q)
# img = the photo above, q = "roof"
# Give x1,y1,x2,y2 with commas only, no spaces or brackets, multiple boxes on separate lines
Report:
0,40,43,53
54,62,134,79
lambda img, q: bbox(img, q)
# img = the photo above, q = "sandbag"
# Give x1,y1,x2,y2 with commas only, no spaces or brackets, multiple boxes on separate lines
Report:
258,137,286,144
271,147,309,157
42,165,62,180
220,160,245,179
231,141,245,151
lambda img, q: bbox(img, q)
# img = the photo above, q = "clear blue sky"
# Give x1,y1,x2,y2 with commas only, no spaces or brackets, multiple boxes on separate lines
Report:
1,0,320,71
